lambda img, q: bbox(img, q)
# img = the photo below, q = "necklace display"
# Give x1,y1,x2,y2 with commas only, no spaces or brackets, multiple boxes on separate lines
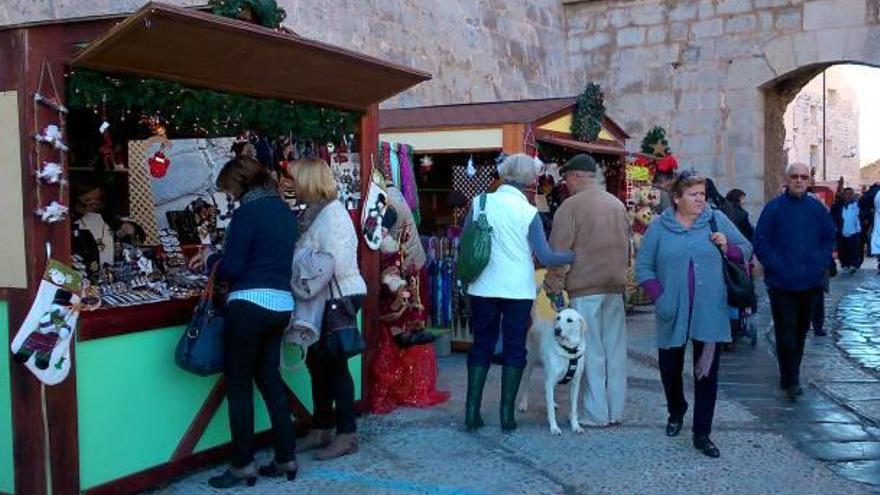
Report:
78,213,114,266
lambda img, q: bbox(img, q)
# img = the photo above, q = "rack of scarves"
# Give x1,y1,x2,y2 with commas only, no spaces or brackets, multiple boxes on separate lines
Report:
379,141,421,224
423,235,460,330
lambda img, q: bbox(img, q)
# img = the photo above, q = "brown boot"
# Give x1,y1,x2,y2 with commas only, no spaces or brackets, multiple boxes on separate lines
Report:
295,429,332,453
314,433,358,461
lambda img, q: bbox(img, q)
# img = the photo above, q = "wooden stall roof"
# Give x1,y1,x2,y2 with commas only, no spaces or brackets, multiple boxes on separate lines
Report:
71,2,431,111
535,133,627,156
380,97,577,130
380,97,630,138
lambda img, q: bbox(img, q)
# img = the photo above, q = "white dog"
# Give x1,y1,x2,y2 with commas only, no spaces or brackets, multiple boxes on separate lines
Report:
517,308,588,435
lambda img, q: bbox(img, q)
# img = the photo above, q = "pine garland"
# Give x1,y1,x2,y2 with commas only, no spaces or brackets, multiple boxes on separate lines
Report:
66,69,356,141
209,0,286,29
571,82,605,142
641,126,672,157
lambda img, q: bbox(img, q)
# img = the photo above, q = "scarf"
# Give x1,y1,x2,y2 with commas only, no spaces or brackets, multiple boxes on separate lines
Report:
298,200,333,233
240,186,279,205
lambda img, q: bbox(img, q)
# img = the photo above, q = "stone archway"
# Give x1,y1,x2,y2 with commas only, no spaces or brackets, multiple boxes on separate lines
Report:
758,22,880,200
761,63,831,199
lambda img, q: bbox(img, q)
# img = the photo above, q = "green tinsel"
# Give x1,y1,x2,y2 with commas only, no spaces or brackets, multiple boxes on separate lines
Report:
571,82,605,142
640,126,672,157
66,69,356,141
209,0,286,29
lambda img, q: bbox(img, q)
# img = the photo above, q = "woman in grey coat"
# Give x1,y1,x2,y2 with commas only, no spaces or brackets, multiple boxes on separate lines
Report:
635,171,751,458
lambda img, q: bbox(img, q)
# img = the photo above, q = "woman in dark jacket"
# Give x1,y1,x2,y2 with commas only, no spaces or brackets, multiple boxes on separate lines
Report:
724,188,754,241
191,157,299,488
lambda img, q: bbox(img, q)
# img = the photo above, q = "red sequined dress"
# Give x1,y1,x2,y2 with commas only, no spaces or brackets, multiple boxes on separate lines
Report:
367,235,450,414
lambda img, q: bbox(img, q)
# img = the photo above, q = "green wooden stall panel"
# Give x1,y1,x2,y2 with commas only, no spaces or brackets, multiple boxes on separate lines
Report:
193,349,362,452
0,301,14,494
76,324,361,489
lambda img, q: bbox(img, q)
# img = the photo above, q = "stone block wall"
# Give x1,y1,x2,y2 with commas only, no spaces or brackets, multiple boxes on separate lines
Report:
565,0,880,209
0,0,573,109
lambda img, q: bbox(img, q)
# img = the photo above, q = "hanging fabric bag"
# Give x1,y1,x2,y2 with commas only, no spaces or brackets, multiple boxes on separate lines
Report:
175,265,225,376
456,193,492,284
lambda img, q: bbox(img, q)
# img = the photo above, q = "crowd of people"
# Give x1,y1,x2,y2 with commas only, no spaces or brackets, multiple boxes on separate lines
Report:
193,151,877,488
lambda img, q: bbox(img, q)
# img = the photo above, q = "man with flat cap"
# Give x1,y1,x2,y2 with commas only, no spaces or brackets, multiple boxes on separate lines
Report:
545,154,631,427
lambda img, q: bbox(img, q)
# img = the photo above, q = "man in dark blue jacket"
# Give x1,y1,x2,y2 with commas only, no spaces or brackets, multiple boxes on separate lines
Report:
754,162,835,402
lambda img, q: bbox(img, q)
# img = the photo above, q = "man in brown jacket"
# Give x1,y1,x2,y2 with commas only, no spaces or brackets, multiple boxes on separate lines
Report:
545,154,630,427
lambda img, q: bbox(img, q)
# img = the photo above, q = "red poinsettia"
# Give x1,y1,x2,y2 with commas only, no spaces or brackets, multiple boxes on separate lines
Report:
656,155,678,174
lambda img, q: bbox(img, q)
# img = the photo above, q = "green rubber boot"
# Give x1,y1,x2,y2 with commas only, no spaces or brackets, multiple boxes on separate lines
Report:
500,366,524,432
465,365,489,431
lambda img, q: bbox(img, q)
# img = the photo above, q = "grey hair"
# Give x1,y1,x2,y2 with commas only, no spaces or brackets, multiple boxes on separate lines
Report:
498,153,538,186
785,162,809,176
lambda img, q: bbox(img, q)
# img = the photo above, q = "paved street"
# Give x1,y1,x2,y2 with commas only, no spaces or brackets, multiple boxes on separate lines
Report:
155,271,880,494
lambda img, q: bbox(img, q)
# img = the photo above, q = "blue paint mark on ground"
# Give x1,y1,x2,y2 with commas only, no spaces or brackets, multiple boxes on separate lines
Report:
307,468,495,495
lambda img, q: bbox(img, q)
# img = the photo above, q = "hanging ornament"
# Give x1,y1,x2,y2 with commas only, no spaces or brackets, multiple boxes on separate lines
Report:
149,149,171,178
36,201,68,223
419,155,433,172
10,259,82,385
36,161,64,184
35,124,68,151
466,154,476,177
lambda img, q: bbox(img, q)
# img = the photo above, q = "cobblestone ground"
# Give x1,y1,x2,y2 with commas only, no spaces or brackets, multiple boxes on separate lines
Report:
153,272,880,495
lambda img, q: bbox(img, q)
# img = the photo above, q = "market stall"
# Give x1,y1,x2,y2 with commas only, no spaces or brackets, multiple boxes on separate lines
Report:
0,3,429,494
379,96,629,349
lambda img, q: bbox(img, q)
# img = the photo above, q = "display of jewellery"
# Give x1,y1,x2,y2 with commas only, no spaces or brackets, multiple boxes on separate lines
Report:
158,228,186,268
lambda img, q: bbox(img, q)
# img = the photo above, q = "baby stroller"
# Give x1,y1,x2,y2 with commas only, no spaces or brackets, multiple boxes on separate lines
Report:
730,259,758,347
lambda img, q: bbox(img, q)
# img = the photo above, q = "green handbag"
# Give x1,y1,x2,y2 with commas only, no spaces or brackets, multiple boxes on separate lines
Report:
456,193,493,284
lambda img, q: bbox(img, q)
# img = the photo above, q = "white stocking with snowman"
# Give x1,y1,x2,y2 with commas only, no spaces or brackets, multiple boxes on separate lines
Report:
10,260,82,385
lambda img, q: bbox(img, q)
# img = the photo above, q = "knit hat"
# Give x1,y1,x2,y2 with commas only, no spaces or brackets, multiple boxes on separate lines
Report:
559,154,597,174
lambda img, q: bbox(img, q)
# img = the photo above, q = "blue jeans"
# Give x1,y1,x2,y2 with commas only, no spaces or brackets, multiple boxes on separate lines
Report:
468,296,533,369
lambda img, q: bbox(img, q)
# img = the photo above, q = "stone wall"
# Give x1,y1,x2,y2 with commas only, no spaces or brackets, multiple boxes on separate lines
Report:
0,0,573,109
565,0,880,209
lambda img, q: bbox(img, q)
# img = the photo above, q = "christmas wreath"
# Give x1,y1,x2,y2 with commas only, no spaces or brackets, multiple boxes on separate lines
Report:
571,83,605,142
641,126,672,157
209,0,286,29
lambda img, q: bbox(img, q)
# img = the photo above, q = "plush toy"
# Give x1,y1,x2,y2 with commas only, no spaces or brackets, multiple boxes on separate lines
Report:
632,206,655,235
36,201,68,223
35,124,68,151
36,161,64,184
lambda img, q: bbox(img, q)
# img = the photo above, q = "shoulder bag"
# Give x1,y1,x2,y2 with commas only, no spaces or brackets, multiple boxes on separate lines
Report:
456,193,493,284
709,212,754,309
321,277,366,359
175,264,225,376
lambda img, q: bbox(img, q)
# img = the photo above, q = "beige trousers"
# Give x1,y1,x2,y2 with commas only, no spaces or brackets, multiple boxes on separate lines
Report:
570,293,628,425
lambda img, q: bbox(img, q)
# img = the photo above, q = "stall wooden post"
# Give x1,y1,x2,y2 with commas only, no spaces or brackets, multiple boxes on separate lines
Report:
357,103,380,408
6,26,81,495
502,123,525,154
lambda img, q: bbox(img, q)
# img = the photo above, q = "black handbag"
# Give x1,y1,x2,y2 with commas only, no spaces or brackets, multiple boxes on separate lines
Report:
321,277,365,359
709,213,754,309
175,265,225,376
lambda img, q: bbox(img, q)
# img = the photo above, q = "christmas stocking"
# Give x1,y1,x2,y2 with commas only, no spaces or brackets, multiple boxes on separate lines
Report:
10,260,82,385
361,170,387,250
